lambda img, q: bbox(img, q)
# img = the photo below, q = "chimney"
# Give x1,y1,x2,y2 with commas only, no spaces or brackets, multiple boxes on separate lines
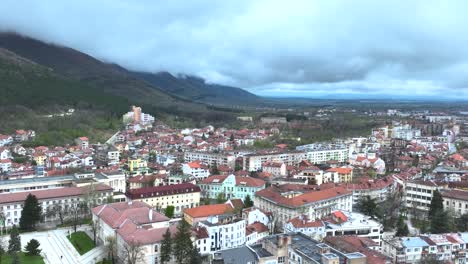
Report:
128,199,133,205
149,208,153,221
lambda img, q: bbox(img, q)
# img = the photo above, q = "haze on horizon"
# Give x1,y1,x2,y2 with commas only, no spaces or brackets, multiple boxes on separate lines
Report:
1,0,468,100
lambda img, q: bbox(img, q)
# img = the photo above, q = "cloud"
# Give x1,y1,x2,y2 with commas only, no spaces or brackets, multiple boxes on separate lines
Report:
1,0,468,98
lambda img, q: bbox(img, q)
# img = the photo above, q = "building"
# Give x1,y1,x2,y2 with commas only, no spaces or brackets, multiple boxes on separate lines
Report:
126,183,201,216
184,203,235,226
0,184,112,227
326,167,353,183
405,180,446,215
75,137,89,149
323,236,389,264
199,174,265,200
243,152,306,172
92,201,177,264
184,151,236,169
198,214,246,252
260,117,287,124
441,189,468,216
254,184,353,229
382,233,468,264
391,125,422,140
122,106,155,125
296,143,349,164
182,161,210,180
346,175,396,205
261,161,287,177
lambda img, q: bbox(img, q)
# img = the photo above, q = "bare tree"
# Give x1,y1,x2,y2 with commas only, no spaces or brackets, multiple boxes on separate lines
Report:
91,219,101,245
106,235,117,264
70,202,87,233
122,239,145,264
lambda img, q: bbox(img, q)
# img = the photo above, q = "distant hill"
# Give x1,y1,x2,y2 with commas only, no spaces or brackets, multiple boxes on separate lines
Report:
133,71,260,105
0,32,243,124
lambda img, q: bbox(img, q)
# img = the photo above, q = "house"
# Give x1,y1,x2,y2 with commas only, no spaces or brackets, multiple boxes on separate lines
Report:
326,167,353,182
262,161,287,177
198,214,246,252
0,159,12,173
0,147,11,160
0,134,13,146
75,137,89,149
182,160,210,180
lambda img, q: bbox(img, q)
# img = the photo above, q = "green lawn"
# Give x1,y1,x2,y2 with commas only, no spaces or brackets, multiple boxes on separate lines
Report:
2,252,45,264
67,231,96,255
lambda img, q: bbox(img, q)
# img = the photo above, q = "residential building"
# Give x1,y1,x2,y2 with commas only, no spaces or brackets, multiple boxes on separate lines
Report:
262,161,287,177
126,183,201,216
184,151,236,169
243,151,306,172
184,203,235,226
198,214,246,252
75,137,89,149
254,184,353,229
405,180,446,215
199,174,265,200
182,160,210,180
296,143,349,164
326,167,353,183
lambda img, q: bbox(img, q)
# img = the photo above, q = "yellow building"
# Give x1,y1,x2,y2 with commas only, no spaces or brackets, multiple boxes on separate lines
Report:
126,183,201,216
128,158,147,172
33,153,47,166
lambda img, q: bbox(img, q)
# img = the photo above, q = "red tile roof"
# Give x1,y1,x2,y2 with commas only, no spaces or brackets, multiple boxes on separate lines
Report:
327,167,353,174
184,203,233,218
126,183,200,199
287,215,324,228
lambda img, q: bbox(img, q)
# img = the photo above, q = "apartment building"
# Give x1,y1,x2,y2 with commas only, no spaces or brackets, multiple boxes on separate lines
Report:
297,143,349,164
125,183,201,216
199,174,265,200
405,180,445,214
198,214,246,252
184,151,236,169
243,151,306,172
254,184,353,229
0,184,112,227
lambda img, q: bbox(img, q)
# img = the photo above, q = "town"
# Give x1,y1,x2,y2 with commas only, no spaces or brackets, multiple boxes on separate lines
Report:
0,105,468,264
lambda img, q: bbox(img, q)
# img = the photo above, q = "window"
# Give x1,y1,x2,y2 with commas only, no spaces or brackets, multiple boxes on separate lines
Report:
278,256,285,263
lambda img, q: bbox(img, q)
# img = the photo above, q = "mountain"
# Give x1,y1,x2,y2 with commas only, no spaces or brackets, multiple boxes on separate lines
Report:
133,71,260,105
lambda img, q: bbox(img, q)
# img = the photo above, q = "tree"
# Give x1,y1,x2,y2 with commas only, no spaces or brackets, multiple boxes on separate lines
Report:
395,215,409,237
25,239,41,256
8,226,21,253
429,190,444,218
456,213,468,231
216,193,226,204
174,220,193,264
164,206,175,218
243,195,254,208
355,196,382,219
230,134,235,142
367,169,376,179
211,165,220,175
70,202,87,233
91,220,100,244
160,228,172,264
106,236,117,264
19,194,42,230
201,133,207,140
189,246,202,264
122,240,145,264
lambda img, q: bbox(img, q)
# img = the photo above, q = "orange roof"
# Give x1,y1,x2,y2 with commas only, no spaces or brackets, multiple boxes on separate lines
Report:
451,154,466,162
327,167,353,174
288,215,324,228
332,210,348,222
184,204,233,218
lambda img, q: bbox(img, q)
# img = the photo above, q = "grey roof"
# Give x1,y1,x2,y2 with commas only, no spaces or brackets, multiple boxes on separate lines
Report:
0,175,75,185
216,246,257,264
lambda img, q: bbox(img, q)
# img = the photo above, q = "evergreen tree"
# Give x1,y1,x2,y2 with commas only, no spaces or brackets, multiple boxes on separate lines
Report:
244,195,254,208
456,213,468,231
430,210,450,234
429,190,444,218
8,226,21,253
395,215,409,237
25,239,41,256
216,193,226,204
211,165,220,175
189,246,202,264
230,134,235,142
174,220,193,264
160,228,172,264
19,194,42,230
202,133,207,140
356,196,382,219
164,206,175,218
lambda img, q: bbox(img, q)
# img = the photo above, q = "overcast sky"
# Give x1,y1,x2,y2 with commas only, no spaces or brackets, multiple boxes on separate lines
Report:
1,0,468,99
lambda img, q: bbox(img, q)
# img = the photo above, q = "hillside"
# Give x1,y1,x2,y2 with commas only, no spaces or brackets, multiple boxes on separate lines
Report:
133,71,260,105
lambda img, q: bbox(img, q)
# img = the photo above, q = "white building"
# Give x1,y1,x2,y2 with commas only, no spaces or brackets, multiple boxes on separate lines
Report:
182,161,210,180
296,143,349,164
184,151,236,169
198,214,246,252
